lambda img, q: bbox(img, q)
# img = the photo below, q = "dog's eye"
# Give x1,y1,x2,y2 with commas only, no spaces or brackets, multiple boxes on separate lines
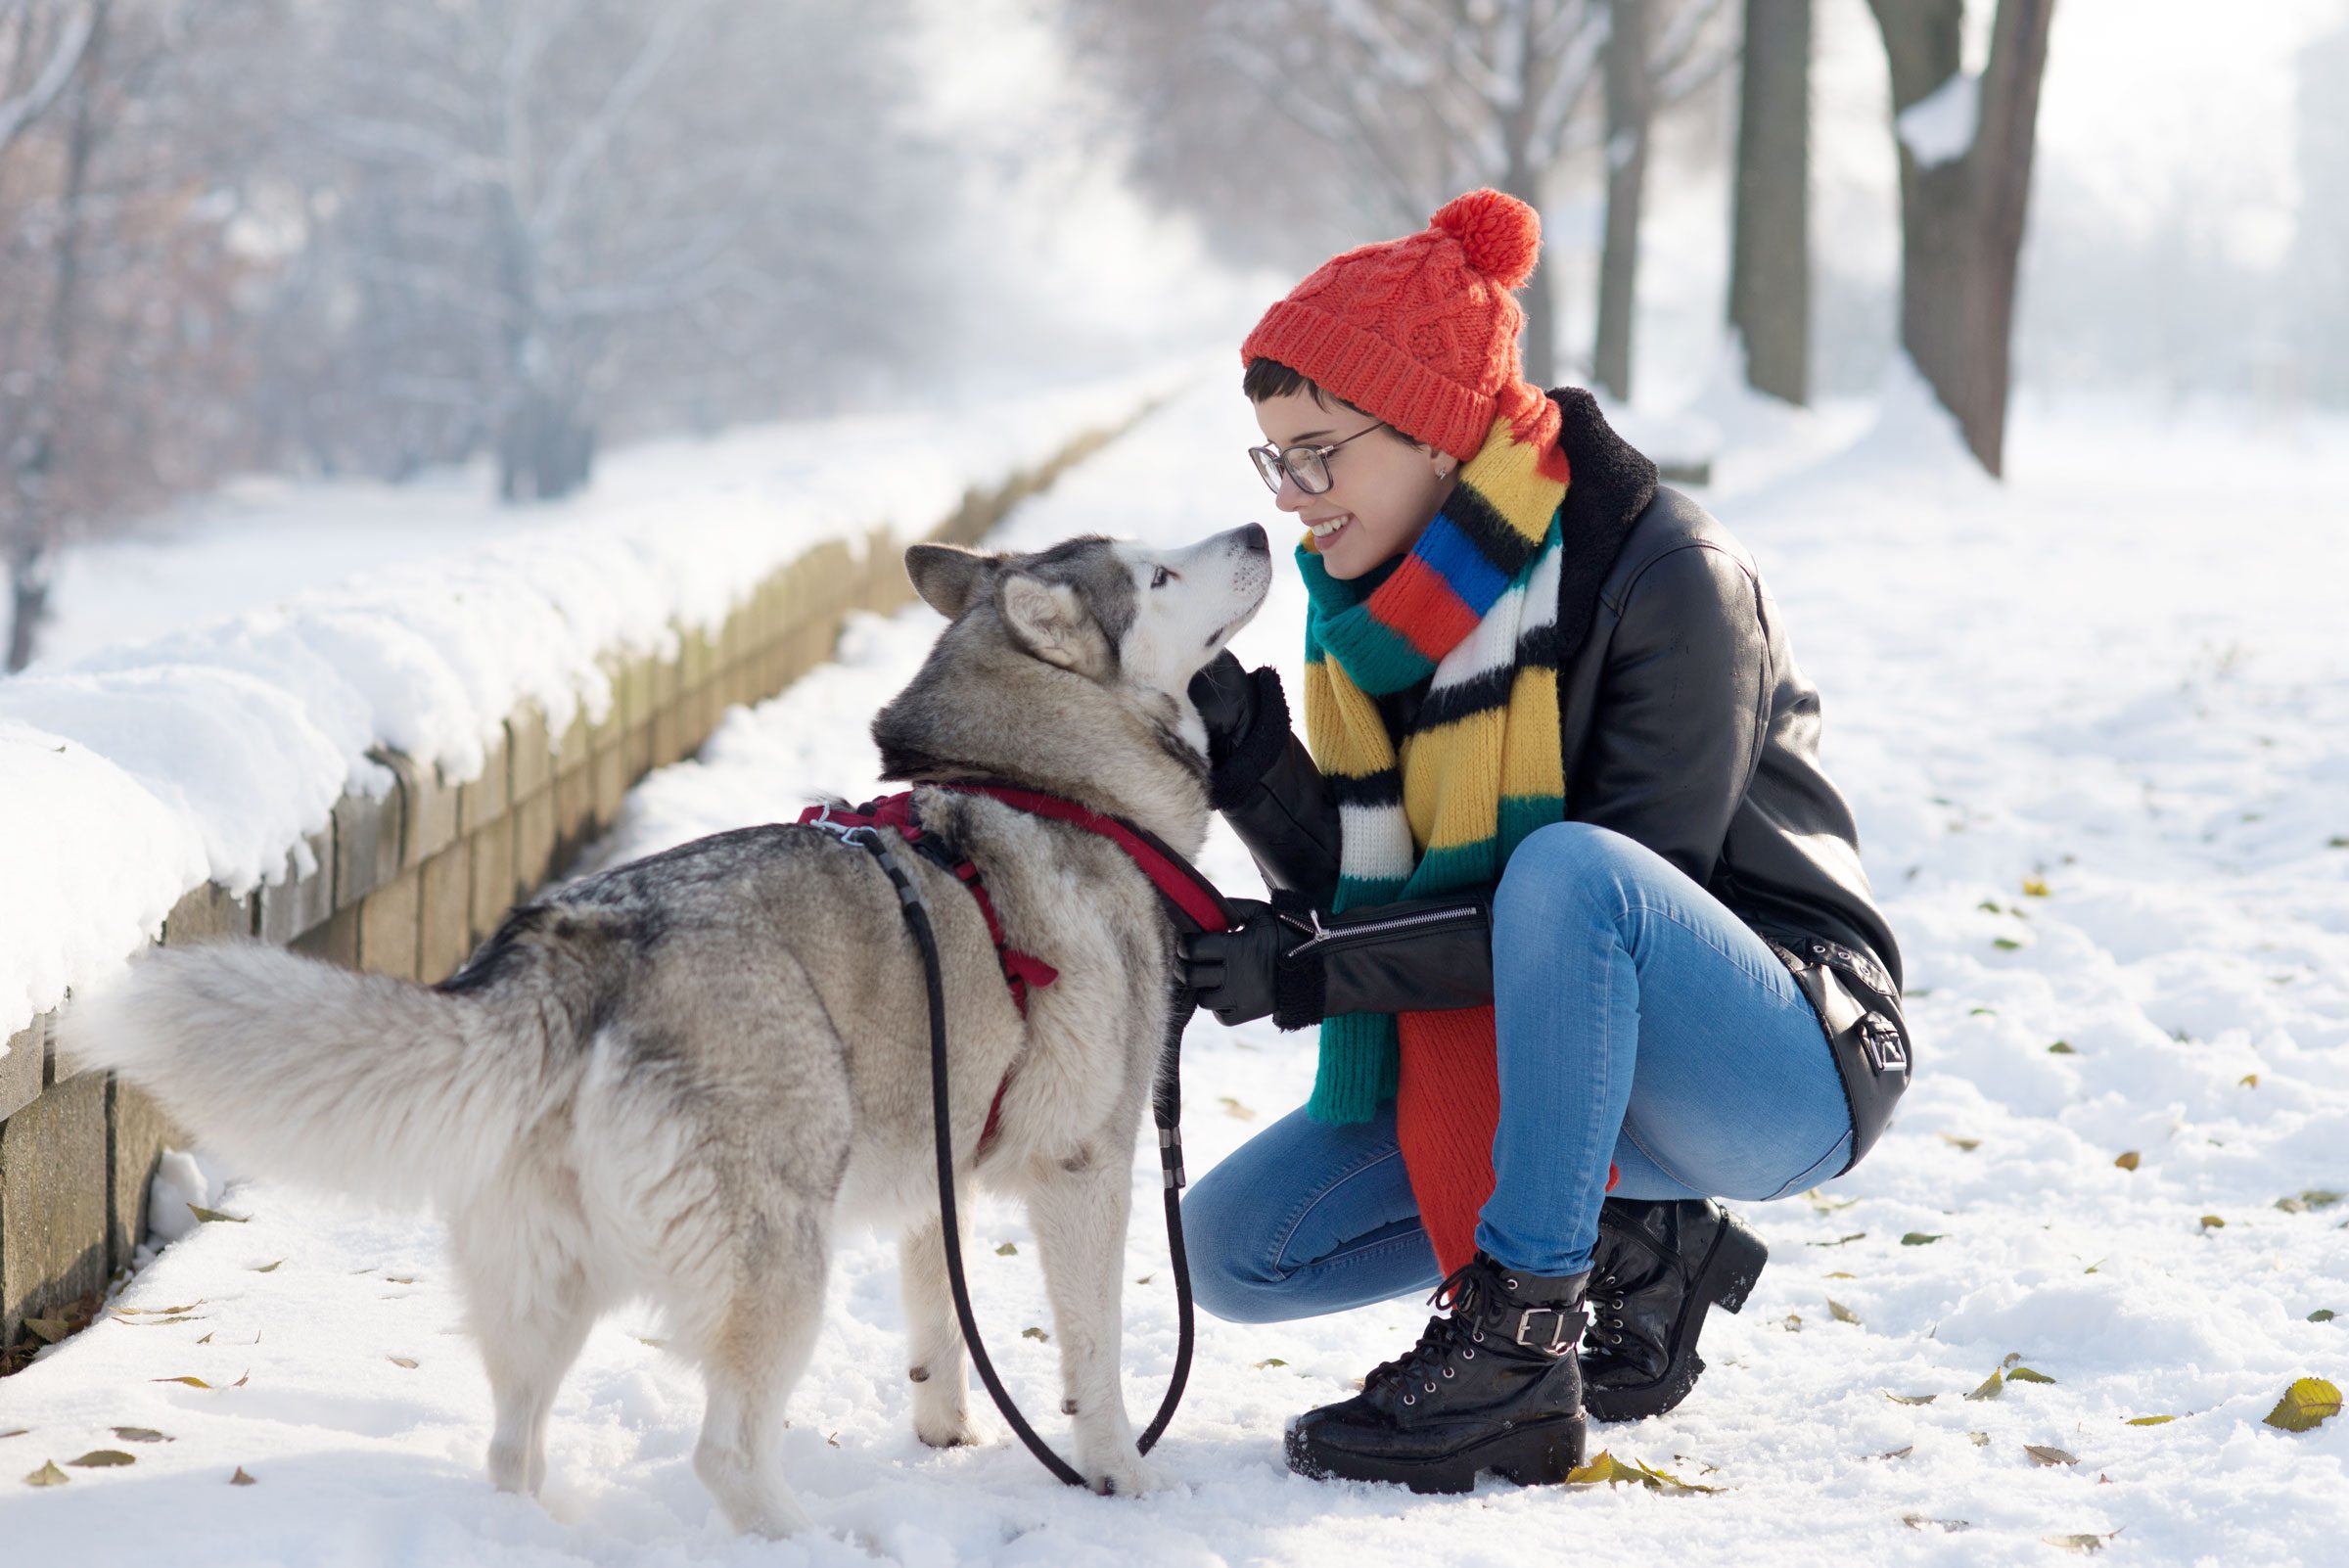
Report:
1151,566,1173,589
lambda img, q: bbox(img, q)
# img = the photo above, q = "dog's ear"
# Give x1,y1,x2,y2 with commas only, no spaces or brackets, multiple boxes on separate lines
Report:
905,543,994,619
998,572,1106,674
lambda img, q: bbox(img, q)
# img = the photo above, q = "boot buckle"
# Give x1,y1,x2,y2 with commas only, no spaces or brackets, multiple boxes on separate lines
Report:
1513,1305,1581,1357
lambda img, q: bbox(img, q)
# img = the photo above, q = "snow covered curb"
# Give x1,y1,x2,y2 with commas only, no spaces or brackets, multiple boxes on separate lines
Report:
0,365,1183,1050
0,367,1182,1342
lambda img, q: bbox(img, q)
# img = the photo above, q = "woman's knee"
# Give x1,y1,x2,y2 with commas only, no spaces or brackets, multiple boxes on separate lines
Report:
1177,1100,1429,1323
1178,1174,1295,1324
1494,821,1643,938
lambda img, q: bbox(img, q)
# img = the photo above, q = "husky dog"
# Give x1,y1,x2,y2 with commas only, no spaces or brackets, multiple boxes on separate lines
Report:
63,525,1271,1537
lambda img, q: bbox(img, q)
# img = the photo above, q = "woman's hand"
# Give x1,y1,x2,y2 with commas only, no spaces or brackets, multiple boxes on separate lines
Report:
1187,650,1263,769
1178,898,1307,1026
1180,892,1498,1029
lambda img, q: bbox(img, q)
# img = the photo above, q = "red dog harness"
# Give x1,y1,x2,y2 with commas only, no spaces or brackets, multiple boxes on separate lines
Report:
798,783,1231,1150
800,791,1062,1014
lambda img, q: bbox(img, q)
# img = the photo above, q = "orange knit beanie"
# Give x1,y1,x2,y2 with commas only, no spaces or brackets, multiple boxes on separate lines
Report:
1241,188,1556,462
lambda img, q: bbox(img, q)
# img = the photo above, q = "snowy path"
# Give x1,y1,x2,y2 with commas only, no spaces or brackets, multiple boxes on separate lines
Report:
4,380,2345,1564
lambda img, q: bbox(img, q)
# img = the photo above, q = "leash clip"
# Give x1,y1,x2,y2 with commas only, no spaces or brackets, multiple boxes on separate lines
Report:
804,801,858,842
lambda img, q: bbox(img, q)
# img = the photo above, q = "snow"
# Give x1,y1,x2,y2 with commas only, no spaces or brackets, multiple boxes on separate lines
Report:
0,365,1190,1043
5,375,2348,1562
145,1151,213,1246
1897,69,1981,170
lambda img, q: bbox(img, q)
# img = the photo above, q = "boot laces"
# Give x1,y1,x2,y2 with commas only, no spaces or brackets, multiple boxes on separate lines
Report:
1584,1272,1632,1356
1362,1262,1488,1396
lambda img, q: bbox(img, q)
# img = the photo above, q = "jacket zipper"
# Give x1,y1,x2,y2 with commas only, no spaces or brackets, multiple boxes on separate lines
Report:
1289,904,1484,958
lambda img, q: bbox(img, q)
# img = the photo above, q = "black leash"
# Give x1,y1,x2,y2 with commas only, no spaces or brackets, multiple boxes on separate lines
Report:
832,819,1214,1487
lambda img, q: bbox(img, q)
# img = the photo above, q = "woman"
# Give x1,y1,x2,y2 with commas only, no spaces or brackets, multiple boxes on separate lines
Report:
1177,189,1911,1493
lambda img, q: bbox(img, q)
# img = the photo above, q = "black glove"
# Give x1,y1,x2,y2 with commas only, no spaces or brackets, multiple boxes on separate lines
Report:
1189,653,1306,819
1181,892,1497,1030
1178,897,1319,1026
1187,650,1261,770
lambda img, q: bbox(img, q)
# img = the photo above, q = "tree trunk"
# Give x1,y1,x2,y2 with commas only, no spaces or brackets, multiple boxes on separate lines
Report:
1962,0,2057,473
2,0,111,672
498,388,596,503
6,545,49,673
1498,144,1557,385
1499,17,1555,393
1867,0,2057,476
1521,235,1559,390
1728,0,1812,404
1594,0,1654,401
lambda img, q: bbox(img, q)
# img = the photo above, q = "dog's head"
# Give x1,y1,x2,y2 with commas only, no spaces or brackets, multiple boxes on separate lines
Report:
904,527,1271,731
879,527,1269,845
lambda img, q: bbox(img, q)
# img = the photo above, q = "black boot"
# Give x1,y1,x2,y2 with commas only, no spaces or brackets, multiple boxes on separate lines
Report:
1284,1253,1589,1493
1581,1197,1767,1422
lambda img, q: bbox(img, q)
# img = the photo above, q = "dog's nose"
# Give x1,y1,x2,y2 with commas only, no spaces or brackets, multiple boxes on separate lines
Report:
1236,523,1268,556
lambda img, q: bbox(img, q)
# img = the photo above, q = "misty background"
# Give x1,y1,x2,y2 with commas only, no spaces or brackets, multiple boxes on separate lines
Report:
3,0,2342,672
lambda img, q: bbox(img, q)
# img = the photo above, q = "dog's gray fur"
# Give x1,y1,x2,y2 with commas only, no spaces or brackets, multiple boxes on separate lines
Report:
63,526,1270,1536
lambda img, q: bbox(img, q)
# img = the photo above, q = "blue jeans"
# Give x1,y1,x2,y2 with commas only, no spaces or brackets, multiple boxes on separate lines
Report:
1184,821,1854,1322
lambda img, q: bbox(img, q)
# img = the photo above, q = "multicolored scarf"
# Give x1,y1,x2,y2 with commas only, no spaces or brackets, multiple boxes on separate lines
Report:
1298,411,1572,1124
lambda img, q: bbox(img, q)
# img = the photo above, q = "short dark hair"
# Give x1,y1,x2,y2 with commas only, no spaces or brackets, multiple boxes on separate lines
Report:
1243,356,1366,413
1245,356,1437,457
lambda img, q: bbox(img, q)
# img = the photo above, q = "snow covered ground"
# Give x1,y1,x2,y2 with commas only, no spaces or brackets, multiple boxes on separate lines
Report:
4,374,2346,1564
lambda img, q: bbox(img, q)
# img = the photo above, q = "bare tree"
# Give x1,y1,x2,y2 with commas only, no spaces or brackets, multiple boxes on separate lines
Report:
297,1,729,499
277,0,942,501
1727,0,1810,405
1593,0,1653,398
0,0,1026,667
1066,0,1726,393
0,0,104,669
0,0,96,157
1590,0,1733,401
1067,0,1615,388
1049,1,1367,274
1,0,276,669
1866,0,2057,475
2290,20,2349,407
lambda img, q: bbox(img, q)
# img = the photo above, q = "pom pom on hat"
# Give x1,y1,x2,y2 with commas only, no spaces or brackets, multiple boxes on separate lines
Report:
1431,189,1541,290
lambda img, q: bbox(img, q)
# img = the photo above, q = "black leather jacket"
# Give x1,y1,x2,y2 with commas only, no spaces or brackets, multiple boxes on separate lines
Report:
1212,390,1909,1153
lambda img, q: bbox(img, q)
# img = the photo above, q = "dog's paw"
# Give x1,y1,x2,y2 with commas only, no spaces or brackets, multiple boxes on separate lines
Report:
728,1495,814,1539
914,1408,986,1449
1085,1450,1173,1498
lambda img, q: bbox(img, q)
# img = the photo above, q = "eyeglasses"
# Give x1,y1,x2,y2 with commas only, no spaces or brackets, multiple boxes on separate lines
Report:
1247,420,1385,496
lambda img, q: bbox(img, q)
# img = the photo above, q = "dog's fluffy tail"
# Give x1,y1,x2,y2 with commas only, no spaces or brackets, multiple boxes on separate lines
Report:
61,942,566,1213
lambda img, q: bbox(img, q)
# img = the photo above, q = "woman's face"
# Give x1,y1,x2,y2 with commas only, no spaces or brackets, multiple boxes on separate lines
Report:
1253,390,1457,580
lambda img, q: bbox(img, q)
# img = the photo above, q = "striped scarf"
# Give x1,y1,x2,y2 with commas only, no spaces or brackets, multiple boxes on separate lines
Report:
1298,411,1572,1124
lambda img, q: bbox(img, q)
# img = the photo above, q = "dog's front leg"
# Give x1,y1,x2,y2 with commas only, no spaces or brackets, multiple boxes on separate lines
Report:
1028,1145,1169,1496
898,1213,984,1448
